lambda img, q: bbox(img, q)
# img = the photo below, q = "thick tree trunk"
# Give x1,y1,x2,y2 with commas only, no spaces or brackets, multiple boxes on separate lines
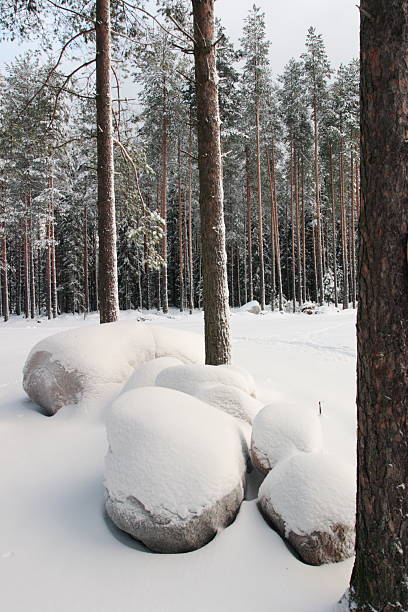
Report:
192,0,231,365
95,0,119,323
348,2,408,610
245,145,254,302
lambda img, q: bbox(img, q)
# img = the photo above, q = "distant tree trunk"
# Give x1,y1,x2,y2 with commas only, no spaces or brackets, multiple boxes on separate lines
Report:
245,145,254,302
339,137,349,309
187,121,194,314
95,0,119,323
301,159,307,303
349,2,408,610
290,141,296,312
83,205,90,313
160,80,169,314
46,178,52,320
270,143,283,310
329,142,338,307
266,150,276,311
350,152,357,309
177,137,184,312
295,147,302,307
1,230,9,322
192,0,231,365
313,104,324,304
255,102,265,310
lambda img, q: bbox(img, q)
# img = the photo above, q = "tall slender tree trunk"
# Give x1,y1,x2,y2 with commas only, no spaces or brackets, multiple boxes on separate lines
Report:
348,2,408,610
46,178,52,320
270,143,283,310
350,152,357,309
177,137,184,312
255,102,265,310
83,205,90,313
329,142,339,307
192,0,231,365
245,146,254,301
313,105,324,304
160,81,169,313
295,148,302,307
290,140,296,312
95,0,119,323
50,180,57,318
187,121,194,314
266,150,276,311
1,230,9,322
339,137,349,309
301,159,307,302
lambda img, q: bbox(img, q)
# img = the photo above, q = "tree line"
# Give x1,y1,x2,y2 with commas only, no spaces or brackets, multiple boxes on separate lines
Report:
0,4,359,326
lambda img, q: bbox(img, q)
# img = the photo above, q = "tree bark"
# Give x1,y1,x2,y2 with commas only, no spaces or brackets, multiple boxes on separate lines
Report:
1,232,9,322
187,120,194,314
95,0,119,323
160,80,169,313
245,145,254,302
192,0,231,365
329,142,339,307
255,102,265,310
177,137,184,312
348,2,408,610
313,105,324,304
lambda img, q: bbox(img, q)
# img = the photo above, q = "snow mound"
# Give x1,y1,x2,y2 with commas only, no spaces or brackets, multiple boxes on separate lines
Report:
121,356,183,394
104,386,248,553
251,404,322,473
239,300,261,314
23,323,204,415
195,383,262,424
258,453,355,565
156,363,256,399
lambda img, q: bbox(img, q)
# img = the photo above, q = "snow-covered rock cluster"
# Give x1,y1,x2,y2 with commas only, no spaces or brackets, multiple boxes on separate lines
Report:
23,322,204,416
22,322,355,562
252,405,355,565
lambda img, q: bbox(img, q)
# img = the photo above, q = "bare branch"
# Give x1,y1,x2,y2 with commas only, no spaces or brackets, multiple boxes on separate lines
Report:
113,138,148,213
52,136,94,150
166,13,196,44
45,0,95,24
24,28,95,110
47,58,96,130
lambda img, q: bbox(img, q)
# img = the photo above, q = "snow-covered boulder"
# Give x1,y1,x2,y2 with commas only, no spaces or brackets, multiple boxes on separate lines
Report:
155,363,257,399
258,453,356,565
121,356,183,395
104,386,248,553
23,323,204,415
239,300,261,315
250,405,322,473
195,383,262,424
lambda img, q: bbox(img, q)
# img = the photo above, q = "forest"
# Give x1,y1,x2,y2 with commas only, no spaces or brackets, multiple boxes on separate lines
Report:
0,4,359,321
0,2,406,612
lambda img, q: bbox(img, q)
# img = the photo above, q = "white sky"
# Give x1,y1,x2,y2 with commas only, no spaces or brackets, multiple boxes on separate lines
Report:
1,0,359,71
215,0,359,75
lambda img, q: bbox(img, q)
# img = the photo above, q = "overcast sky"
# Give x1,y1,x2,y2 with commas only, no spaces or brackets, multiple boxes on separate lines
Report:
0,0,359,75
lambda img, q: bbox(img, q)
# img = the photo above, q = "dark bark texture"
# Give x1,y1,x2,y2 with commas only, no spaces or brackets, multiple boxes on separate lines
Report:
192,0,231,365
350,2,408,610
95,0,119,323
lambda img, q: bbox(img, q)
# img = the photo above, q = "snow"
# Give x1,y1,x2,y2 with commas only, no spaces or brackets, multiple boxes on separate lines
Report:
240,300,261,314
251,404,323,471
0,307,357,611
155,362,257,398
195,382,262,424
105,386,247,521
121,356,183,394
259,452,356,535
23,322,204,415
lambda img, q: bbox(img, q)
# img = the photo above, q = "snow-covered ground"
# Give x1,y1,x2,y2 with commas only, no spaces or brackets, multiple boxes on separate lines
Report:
0,307,356,612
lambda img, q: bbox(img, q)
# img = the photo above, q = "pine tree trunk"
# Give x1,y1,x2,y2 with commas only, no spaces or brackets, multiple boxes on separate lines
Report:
301,159,307,303
339,137,349,309
187,121,194,314
271,144,283,310
95,0,119,323
349,2,408,610
266,150,276,311
255,102,265,310
245,145,254,302
290,141,296,312
1,232,9,322
160,82,169,314
83,205,90,313
192,0,231,365
46,179,52,320
350,152,357,309
313,106,324,304
295,148,302,307
50,184,57,318
329,142,339,307
177,137,184,312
